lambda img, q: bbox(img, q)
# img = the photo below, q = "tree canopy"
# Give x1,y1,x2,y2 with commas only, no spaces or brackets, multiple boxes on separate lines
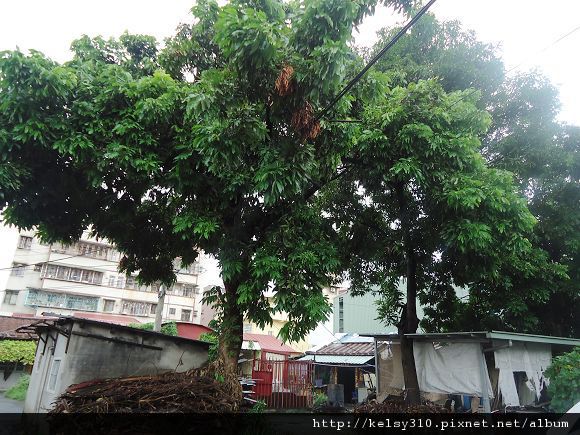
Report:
360,11,578,337
0,0,575,402
0,0,417,375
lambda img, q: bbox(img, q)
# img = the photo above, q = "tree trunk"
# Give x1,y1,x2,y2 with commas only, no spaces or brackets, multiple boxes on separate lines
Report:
215,278,244,402
397,184,421,405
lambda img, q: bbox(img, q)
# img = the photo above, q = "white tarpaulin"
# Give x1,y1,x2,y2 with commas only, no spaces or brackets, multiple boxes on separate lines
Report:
377,342,493,397
414,342,494,397
377,342,405,394
494,341,551,406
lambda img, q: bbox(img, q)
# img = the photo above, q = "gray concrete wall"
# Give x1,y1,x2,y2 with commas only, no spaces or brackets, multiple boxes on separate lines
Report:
25,320,209,412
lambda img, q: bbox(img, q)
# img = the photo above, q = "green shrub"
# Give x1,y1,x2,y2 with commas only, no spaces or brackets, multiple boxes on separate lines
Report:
249,399,267,413
199,332,219,362
0,340,36,365
313,391,328,407
545,347,580,412
5,374,30,401
128,321,178,336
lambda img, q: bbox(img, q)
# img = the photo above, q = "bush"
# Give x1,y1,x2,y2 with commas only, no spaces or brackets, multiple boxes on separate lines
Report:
313,391,328,407
199,333,219,362
249,399,267,413
5,374,30,401
128,321,178,336
0,340,36,365
544,347,580,412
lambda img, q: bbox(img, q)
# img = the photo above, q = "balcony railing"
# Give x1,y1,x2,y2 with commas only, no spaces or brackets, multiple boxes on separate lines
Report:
51,241,120,262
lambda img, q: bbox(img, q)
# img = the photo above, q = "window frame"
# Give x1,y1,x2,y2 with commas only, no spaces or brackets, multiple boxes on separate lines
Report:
180,309,192,321
47,358,62,393
103,299,115,312
3,290,18,305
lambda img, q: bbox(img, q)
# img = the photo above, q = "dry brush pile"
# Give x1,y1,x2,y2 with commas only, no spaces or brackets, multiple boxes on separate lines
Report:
51,369,239,413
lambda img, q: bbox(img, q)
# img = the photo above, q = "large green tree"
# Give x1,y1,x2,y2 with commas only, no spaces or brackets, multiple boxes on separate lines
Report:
0,0,415,383
1,0,563,406
365,12,579,337
325,77,559,403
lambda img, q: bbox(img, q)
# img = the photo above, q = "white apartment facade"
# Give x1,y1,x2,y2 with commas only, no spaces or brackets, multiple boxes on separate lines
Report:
0,226,206,324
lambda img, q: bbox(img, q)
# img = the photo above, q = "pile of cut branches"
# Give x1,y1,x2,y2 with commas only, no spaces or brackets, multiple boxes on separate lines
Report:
51,369,238,413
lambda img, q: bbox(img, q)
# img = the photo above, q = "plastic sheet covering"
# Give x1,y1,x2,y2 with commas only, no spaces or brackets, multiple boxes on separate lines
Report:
377,342,405,394
494,341,551,406
414,342,493,397
377,342,493,397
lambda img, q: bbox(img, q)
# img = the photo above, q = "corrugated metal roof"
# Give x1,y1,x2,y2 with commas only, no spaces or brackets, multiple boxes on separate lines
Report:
72,312,142,326
299,354,374,365
241,340,261,351
0,315,39,340
364,331,580,347
338,333,374,343
243,333,298,355
312,341,374,356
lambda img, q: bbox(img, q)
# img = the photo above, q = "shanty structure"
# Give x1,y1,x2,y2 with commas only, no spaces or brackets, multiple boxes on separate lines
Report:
19,316,210,412
368,331,580,412
300,334,375,404
239,332,301,378
237,333,310,409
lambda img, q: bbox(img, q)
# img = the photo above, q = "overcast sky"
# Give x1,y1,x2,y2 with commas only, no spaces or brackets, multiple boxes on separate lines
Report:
1,0,579,286
362,1,580,125
1,1,578,124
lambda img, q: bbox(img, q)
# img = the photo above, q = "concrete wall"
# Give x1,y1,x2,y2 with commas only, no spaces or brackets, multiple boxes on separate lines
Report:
24,320,209,412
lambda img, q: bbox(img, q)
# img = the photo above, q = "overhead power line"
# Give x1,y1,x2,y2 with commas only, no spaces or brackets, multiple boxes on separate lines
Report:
0,254,83,271
316,0,438,121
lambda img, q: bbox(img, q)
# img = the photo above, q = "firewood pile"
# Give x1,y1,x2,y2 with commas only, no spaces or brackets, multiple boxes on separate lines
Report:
51,369,239,413
355,399,449,413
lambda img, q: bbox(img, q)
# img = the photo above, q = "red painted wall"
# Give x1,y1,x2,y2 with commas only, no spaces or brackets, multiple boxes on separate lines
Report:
175,322,214,340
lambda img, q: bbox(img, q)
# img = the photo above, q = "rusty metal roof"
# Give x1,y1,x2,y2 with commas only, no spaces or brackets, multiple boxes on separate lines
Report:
0,315,39,340
310,341,374,356
243,333,299,355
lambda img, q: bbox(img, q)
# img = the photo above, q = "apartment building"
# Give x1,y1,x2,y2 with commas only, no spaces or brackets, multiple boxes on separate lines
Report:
0,227,205,324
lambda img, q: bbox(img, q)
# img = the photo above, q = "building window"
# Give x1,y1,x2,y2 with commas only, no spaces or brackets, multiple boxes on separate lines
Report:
47,359,61,392
17,236,33,249
3,290,18,305
11,263,26,277
181,285,195,298
125,276,139,290
243,323,252,333
25,289,99,311
103,299,115,312
174,260,204,276
181,309,191,321
169,308,176,316
121,300,156,316
41,264,103,285
33,264,43,272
